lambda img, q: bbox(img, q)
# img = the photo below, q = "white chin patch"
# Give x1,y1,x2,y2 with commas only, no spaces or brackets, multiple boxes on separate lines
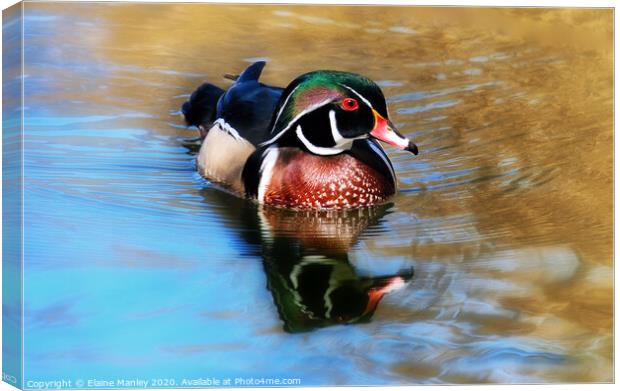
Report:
296,125,349,156
295,110,358,156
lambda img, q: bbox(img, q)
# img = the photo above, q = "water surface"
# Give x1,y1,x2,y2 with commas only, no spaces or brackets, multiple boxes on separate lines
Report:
18,3,613,385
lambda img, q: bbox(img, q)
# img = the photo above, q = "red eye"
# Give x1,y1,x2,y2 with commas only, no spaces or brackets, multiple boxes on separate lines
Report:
341,98,359,111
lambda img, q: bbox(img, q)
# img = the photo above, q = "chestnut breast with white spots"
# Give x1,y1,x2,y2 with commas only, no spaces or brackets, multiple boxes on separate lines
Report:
263,147,395,209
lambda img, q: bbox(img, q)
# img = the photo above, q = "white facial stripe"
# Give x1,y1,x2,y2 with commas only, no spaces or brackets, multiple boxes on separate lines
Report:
257,147,279,203
330,109,367,145
329,109,368,142
339,83,374,110
328,109,345,144
296,125,347,156
270,83,301,134
260,98,335,147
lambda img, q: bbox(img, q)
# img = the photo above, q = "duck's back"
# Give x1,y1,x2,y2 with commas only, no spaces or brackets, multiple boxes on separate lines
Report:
215,62,283,146
192,62,283,193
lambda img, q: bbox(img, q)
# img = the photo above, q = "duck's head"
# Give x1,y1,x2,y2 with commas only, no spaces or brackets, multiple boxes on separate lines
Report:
262,70,418,156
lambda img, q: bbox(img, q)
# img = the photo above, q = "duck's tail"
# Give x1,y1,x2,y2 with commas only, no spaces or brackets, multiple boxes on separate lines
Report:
236,61,266,83
222,61,266,83
181,82,225,131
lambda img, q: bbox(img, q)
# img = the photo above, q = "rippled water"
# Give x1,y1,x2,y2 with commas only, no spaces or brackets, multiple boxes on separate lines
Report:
16,2,612,385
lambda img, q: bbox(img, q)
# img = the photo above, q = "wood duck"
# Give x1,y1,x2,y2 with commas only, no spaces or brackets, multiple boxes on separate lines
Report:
182,61,417,209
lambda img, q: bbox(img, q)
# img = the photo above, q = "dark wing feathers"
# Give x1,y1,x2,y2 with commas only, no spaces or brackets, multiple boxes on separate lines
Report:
215,62,284,146
182,61,283,146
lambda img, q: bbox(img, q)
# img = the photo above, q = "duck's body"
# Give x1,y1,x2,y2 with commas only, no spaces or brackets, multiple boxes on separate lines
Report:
182,62,417,209
246,145,395,209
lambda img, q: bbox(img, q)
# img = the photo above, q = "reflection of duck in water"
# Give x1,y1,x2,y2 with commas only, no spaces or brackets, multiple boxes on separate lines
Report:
198,189,414,333
264,250,413,333
182,61,417,209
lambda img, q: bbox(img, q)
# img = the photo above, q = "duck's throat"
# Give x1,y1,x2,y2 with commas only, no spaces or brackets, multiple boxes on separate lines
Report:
295,125,353,156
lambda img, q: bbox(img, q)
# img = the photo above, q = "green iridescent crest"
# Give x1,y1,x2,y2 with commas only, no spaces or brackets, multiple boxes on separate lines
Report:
266,70,386,141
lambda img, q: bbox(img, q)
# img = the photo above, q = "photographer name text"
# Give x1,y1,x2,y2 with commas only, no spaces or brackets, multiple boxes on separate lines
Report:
25,376,302,389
